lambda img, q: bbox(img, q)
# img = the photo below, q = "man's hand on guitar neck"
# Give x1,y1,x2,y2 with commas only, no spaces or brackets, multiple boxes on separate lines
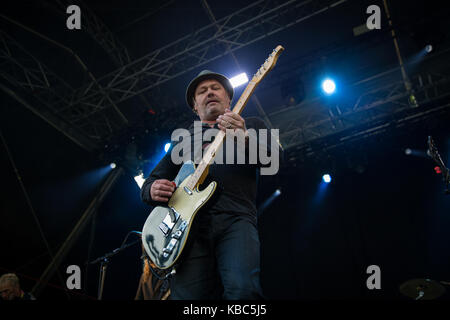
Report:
217,108,249,144
217,108,247,133
150,179,176,202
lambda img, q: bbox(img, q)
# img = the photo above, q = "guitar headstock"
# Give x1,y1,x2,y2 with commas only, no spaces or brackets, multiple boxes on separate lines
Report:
251,45,284,84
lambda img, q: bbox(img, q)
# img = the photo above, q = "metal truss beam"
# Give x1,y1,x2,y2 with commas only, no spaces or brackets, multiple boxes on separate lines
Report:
50,0,132,67
2,0,348,146
0,31,99,151
59,0,348,121
0,12,130,142
273,49,450,163
50,0,165,122
277,71,450,150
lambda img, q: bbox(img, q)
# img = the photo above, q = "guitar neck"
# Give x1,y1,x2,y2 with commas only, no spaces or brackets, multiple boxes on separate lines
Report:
186,81,258,190
186,130,223,190
232,79,258,115
185,45,284,190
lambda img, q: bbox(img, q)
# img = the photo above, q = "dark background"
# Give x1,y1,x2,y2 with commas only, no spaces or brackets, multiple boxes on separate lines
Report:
1,0,449,300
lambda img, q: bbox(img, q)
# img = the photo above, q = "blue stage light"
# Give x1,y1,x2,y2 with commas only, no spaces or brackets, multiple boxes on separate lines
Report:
322,174,331,183
110,163,116,169
322,78,336,95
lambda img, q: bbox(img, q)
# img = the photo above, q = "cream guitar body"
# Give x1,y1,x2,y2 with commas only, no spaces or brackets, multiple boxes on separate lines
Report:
142,161,216,269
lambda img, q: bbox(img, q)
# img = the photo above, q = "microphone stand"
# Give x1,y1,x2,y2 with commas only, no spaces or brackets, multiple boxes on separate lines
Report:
428,136,450,195
87,238,141,300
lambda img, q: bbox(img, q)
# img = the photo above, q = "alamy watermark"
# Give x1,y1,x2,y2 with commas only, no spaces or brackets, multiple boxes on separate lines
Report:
366,265,381,290
66,265,81,289
366,5,381,30
170,121,280,176
66,5,81,30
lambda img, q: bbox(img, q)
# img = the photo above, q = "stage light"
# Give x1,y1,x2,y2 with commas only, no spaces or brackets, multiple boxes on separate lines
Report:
258,188,282,216
110,163,116,169
425,45,433,53
134,172,145,189
404,148,429,158
322,174,331,183
164,143,171,153
229,73,248,88
321,78,336,95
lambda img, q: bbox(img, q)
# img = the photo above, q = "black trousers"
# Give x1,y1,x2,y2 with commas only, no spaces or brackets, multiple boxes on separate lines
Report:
169,211,264,300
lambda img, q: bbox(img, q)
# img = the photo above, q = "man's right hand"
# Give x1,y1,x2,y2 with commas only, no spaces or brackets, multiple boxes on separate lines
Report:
150,179,176,202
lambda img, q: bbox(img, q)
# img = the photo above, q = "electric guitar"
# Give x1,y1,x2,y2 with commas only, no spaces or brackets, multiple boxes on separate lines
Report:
142,45,284,270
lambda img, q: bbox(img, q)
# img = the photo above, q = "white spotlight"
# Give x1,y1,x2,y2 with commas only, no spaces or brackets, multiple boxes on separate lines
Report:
110,163,116,169
274,189,281,196
164,143,171,153
425,45,433,53
134,172,145,189
229,73,249,88
405,148,412,155
322,78,336,95
322,174,332,183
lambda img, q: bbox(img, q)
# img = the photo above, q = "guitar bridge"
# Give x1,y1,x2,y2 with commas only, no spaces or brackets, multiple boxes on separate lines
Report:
162,220,188,258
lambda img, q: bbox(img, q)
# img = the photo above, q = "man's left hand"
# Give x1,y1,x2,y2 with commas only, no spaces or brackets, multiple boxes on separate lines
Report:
217,108,247,133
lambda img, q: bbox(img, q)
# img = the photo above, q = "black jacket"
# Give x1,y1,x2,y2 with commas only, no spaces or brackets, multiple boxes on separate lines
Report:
141,117,278,222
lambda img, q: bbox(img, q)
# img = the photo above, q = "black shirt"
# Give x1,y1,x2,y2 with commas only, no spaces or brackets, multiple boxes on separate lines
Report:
140,117,276,223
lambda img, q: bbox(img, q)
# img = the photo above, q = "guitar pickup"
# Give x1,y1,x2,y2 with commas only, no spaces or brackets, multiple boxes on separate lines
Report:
159,208,180,236
159,223,169,235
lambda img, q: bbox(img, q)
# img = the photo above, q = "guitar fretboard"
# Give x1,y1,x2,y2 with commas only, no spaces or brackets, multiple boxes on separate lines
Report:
185,80,257,190
185,45,284,191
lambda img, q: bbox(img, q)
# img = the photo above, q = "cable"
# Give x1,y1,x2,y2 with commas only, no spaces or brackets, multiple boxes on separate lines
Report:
120,230,142,249
145,257,175,281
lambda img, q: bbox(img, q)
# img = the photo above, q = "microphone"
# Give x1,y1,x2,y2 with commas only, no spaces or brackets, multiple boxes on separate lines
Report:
427,136,450,195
